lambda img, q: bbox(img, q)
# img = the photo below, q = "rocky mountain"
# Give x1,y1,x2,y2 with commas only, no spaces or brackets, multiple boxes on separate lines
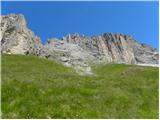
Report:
40,33,158,74
1,14,42,55
1,14,159,74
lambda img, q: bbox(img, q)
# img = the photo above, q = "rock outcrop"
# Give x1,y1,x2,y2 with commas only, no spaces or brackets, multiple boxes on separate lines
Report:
129,40,159,64
1,14,42,55
1,14,159,75
40,33,158,74
40,38,93,75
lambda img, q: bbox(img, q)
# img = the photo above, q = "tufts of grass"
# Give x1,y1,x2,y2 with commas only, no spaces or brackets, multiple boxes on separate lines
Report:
1,54,159,118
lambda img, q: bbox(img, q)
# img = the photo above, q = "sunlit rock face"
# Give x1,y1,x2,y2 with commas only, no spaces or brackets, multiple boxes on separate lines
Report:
1,14,158,75
128,40,159,64
1,14,42,55
41,33,158,74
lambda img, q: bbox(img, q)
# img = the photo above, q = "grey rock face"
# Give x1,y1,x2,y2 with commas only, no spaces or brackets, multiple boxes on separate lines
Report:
128,40,159,64
1,14,158,75
1,14,42,55
40,38,93,75
40,33,158,74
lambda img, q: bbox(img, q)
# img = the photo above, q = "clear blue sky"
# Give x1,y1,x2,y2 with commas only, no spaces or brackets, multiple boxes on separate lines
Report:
2,1,159,48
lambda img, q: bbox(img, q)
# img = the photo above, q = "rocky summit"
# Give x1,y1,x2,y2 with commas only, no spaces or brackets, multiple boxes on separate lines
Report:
1,14,159,74
1,14,42,55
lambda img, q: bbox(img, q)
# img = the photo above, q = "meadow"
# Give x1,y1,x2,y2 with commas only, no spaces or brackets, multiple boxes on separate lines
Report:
1,54,159,118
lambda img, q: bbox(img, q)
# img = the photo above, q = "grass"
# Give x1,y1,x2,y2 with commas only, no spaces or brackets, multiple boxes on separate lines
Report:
1,54,159,118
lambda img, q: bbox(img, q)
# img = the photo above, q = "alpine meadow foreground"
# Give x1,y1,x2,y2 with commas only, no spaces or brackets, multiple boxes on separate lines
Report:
1,54,159,119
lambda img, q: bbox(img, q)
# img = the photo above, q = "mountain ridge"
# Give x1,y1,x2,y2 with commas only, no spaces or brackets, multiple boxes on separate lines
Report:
1,14,159,74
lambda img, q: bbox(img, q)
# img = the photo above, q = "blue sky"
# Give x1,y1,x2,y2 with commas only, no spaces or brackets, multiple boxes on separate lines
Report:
2,1,159,48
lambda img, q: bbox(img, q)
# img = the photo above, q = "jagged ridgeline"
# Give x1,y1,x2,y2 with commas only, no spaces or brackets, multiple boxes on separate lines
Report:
1,14,159,74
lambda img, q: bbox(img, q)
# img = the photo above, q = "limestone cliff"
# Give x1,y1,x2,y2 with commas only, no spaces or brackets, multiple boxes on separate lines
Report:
1,14,159,74
41,33,158,74
1,14,42,55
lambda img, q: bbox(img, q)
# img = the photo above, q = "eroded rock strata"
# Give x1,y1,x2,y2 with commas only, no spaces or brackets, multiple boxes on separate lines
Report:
1,14,42,55
1,14,159,74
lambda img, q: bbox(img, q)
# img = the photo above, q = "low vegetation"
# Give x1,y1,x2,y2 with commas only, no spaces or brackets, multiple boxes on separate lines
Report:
1,54,159,118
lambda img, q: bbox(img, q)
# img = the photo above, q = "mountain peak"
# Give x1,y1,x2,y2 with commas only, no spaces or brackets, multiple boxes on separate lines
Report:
1,14,159,74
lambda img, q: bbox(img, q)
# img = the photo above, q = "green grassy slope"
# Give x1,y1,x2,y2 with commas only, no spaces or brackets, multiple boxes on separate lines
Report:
1,54,159,118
